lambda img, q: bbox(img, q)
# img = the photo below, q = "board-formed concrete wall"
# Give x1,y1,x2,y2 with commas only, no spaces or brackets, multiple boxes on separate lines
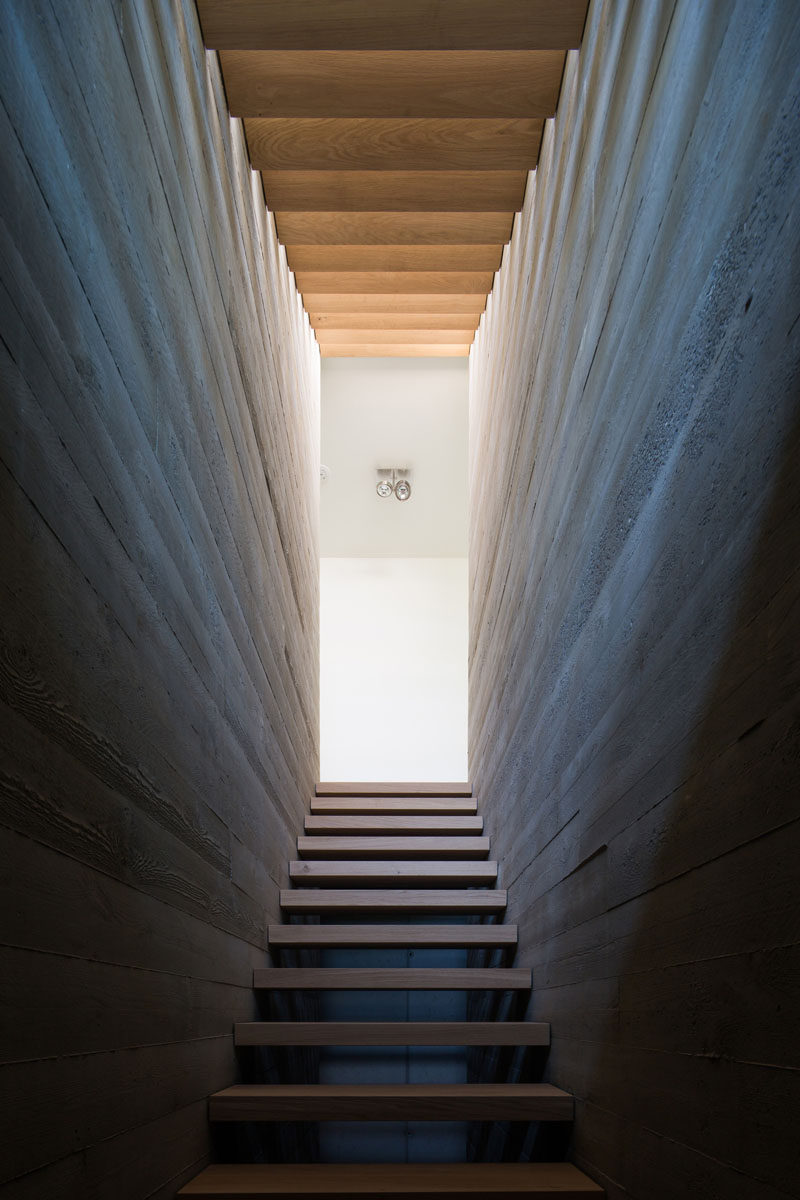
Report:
0,0,319,1194
469,1,799,1195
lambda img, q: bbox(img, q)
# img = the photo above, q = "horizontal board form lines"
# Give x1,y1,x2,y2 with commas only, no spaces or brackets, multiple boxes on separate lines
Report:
275,212,514,245
319,344,471,356
263,170,526,211
179,1161,600,1196
309,313,482,330
280,888,507,913
287,245,503,272
267,923,515,948
221,51,567,119
315,329,477,345
209,1083,573,1121
303,814,484,834
297,835,490,858
197,1,590,51
253,967,530,989
234,1020,547,1046
245,117,543,171
288,859,498,885
303,293,486,313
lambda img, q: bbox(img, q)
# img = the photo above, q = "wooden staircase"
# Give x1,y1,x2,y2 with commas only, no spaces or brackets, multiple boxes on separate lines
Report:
179,783,603,1198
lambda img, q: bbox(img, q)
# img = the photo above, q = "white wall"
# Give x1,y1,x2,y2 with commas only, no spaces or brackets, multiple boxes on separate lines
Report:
320,558,468,781
320,358,468,558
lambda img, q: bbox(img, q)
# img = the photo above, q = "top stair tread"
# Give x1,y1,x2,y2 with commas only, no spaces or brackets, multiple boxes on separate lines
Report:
316,782,472,797
305,815,483,834
267,924,517,948
178,1162,604,1196
298,835,490,858
289,860,497,886
311,798,477,814
280,888,506,912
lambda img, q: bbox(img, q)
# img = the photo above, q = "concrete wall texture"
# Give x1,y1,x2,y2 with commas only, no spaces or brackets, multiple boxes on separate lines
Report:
469,1,800,1196
0,0,319,1194
2,0,799,1194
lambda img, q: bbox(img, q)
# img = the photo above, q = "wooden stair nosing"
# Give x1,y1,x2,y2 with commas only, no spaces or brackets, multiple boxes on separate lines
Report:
310,798,477,814
315,782,472,796
303,292,487,315
234,1021,549,1046
195,2,592,53
320,345,472,357
279,888,507,913
297,835,491,859
289,860,498,886
304,814,484,834
178,1161,603,1197
209,1083,573,1122
253,967,531,990
267,923,517,948
277,211,514,248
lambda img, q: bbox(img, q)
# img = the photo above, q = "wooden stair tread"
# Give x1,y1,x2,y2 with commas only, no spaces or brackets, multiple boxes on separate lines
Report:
298,835,490,858
178,1161,603,1196
311,798,477,814
209,1083,573,1121
305,815,484,834
235,1021,549,1046
289,860,497,886
267,924,517,948
316,782,472,796
253,967,530,989
280,889,507,913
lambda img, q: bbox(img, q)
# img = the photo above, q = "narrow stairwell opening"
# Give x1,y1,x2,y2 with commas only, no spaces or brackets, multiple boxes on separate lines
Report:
319,358,470,786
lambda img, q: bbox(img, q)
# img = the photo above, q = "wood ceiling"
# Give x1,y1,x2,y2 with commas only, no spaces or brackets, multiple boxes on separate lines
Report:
196,1,588,357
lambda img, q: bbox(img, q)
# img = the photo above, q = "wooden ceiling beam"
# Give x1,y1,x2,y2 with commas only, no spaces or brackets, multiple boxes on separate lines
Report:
203,7,586,355
221,51,565,119
262,171,526,212
198,1,588,51
245,117,543,172
274,212,514,245
310,313,481,330
296,272,492,294
286,246,502,272
320,345,471,357
316,329,476,344
303,293,486,313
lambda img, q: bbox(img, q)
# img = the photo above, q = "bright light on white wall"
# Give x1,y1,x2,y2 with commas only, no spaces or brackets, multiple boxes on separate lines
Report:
320,558,468,782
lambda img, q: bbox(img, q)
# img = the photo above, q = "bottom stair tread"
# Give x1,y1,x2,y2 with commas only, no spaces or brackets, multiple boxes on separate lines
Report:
178,1162,604,1197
